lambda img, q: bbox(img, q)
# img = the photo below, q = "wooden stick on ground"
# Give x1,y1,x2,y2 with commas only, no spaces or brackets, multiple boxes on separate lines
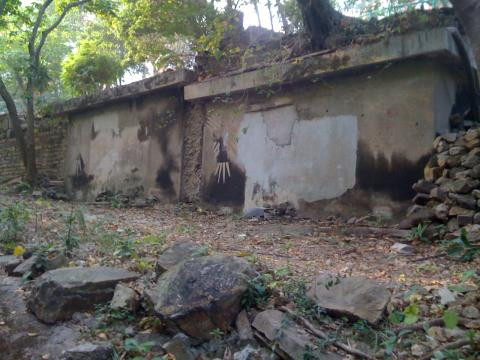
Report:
279,306,375,360
420,337,479,360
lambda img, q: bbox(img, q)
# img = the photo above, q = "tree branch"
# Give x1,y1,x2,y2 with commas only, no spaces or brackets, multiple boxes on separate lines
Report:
0,0,7,18
29,0,53,57
279,306,375,359
34,0,91,67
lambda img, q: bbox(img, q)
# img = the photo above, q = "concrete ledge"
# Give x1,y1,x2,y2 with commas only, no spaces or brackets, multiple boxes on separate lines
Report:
54,70,196,115
184,28,461,101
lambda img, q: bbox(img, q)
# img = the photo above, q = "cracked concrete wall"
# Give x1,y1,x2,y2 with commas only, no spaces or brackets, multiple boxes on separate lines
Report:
65,92,183,201
200,59,460,217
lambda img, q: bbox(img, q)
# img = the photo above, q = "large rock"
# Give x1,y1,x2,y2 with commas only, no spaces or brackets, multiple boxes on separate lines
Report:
27,267,139,323
155,239,204,275
252,310,341,360
147,255,255,340
307,275,391,324
0,276,82,359
0,255,22,275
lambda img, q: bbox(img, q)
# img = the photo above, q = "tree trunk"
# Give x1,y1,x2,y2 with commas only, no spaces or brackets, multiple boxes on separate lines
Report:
267,0,274,31
252,0,262,27
0,77,28,167
450,0,480,68
296,0,338,49
25,79,38,185
276,0,291,34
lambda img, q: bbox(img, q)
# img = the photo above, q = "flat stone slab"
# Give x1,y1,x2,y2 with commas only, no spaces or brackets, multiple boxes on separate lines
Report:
155,239,204,275
147,255,255,340
28,267,139,323
0,255,22,275
307,275,391,324
252,309,341,360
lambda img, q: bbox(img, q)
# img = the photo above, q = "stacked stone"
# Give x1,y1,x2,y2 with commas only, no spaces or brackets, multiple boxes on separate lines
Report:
404,128,480,233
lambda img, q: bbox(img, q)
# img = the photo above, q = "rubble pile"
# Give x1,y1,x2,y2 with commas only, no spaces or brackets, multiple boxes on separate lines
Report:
402,127,480,238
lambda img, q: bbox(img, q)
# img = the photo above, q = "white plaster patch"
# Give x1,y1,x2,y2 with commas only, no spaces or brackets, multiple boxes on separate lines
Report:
237,109,358,209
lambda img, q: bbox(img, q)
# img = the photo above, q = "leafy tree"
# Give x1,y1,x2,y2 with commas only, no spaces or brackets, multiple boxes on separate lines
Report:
61,37,124,96
0,0,114,185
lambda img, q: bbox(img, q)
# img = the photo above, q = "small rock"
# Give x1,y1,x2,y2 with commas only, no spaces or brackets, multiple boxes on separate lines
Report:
236,310,254,341
411,343,429,357
399,206,435,229
243,207,266,219
163,334,197,360
12,250,67,278
462,305,480,319
110,284,139,312
0,255,22,275
390,243,415,255
307,275,391,324
234,345,257,360
438,288,456,305
449,206,475,217
449,146,467,156
63,342,113,360
434,203,449,221
449,193,477,210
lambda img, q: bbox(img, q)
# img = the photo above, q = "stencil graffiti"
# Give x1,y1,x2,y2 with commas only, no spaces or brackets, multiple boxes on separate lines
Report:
213,135,231,184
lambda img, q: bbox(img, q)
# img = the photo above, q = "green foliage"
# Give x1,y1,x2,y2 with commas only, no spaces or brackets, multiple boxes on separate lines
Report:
61,38,124,96
209,327,225,340
0,201,30,243
123,338,156,358
443,309,459,329
242,273,274,308
408,223,429,242
343,0,450,18
403,303,421,324
62,207,86,252
444,229,480,262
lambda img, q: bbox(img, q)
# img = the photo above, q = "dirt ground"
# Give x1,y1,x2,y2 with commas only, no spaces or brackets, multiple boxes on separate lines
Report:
2,192,477,290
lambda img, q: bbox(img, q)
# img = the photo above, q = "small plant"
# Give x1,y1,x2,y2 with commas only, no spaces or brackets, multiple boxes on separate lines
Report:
0,201,30,244
242,273,275,309
443,228,480,262
62,207,86,252
123,338,156,357
209,327,225,340
408,223,429,242
114,237,137,258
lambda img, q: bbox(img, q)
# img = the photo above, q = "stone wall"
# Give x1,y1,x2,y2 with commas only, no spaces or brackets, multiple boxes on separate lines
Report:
0,120,67,184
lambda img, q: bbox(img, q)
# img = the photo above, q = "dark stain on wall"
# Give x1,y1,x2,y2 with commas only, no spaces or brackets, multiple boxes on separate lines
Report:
71,154,93,189
90,122,99,140
356,141,430,201
156,158,176,192
204,162,246,206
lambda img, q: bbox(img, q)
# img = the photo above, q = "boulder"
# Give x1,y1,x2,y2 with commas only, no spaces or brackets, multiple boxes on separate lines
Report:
155,239,204,275
28,267,139,323
0,276,83,359
63,342,114,360
252,310,341,360
147,255,255,340
0,255,22,275
307,275,391,324
110,283,139,312
162,333,197,360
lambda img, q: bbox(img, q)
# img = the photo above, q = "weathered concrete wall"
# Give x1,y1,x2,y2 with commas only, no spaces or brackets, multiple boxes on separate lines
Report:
197,60,459,217
65,93,183,201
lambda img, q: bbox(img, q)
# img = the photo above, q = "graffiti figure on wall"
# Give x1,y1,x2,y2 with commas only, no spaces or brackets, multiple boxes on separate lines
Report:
213,135,231,184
